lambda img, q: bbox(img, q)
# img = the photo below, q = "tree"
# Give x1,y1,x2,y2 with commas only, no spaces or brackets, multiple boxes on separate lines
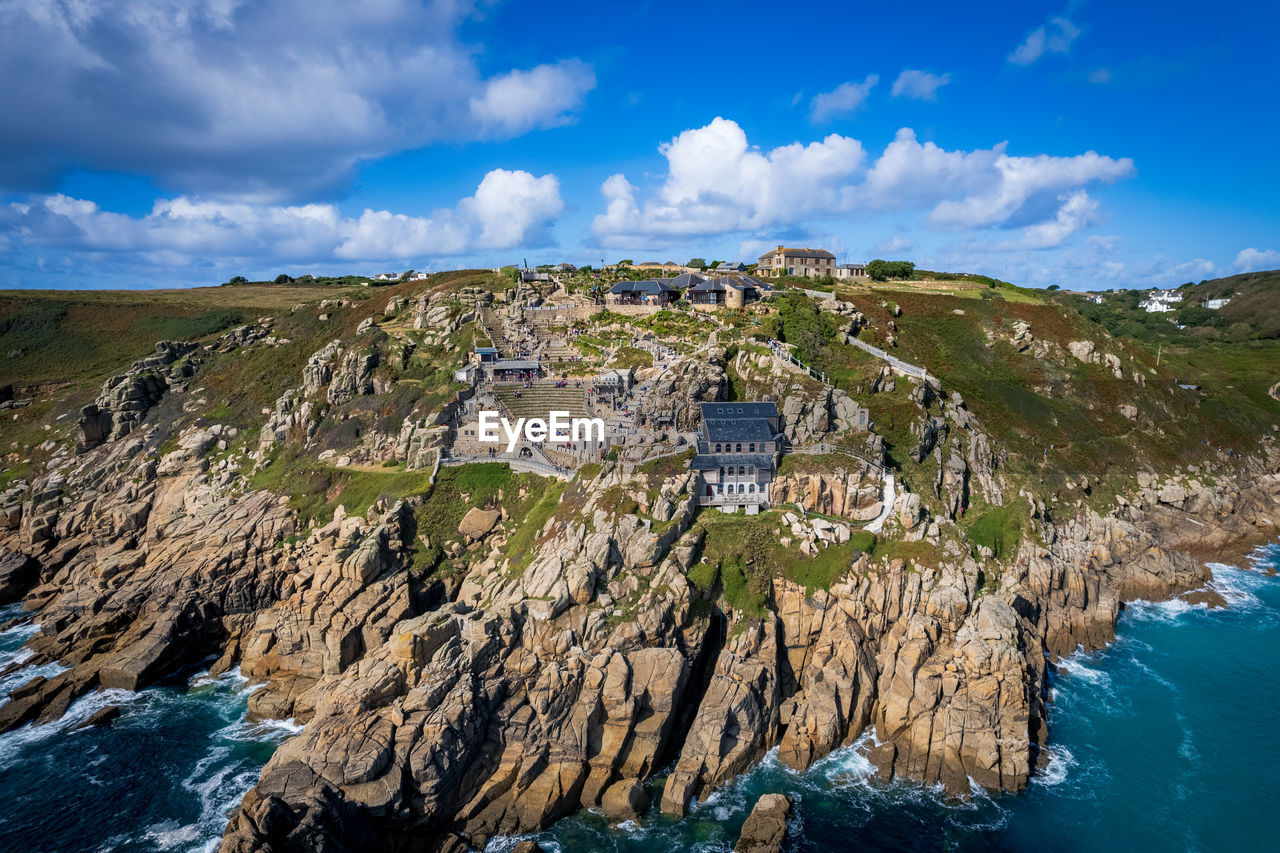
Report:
227,275,248,286
618,259,633,267
499,265,520,283
274,273,293,284
688,258,707,269
866,259,913,281
1047,284,1060,291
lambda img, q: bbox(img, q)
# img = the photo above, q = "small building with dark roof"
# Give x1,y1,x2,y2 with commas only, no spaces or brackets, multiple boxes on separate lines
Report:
691,400,782,512
686,275,770,309
608,279,681,305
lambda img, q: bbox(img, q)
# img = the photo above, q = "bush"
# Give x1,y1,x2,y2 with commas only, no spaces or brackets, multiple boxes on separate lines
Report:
866,259,915,281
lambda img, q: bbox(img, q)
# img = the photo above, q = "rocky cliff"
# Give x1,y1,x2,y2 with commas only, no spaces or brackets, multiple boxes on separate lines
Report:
0,294,1276,853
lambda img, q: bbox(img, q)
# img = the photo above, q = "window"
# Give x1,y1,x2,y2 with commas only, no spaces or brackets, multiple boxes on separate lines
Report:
727,483,735,494
738,466,746,476
748,442,755,452
715,443,722,453
735,443,742,452
749,483,756,493
719,466,726,477
717,484,723,494
748,466,754,475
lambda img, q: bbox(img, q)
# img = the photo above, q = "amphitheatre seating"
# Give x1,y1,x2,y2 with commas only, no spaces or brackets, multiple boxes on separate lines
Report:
493,384,590,420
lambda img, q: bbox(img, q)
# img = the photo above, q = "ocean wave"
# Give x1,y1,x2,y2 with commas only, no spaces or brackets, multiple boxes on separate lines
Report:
1033,745,1076,787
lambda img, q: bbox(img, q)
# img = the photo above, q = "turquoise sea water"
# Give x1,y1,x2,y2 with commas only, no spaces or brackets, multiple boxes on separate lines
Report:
0,543,1276,852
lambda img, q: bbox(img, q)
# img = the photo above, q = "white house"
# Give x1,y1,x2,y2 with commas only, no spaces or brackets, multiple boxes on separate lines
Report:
834,263,867,280
1140,289,1183,313
1204,297,1231,309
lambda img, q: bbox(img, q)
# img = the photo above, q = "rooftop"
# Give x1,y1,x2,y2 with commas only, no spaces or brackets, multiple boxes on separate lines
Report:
691,452,777,470
702,418,775,443
701,401,779,419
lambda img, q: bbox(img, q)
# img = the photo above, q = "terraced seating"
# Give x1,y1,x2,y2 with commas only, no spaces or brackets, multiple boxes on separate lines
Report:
493,384,590,420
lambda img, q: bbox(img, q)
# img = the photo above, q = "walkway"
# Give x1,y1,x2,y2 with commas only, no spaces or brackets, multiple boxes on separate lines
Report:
863,472,896,534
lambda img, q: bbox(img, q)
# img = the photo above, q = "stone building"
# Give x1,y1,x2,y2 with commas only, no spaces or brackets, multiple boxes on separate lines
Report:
691,401,782,513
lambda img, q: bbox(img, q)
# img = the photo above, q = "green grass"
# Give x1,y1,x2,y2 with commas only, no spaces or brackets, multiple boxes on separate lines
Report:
963,505,1022,559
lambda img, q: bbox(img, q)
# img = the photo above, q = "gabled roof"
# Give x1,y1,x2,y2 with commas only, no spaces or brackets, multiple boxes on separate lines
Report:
666,272,706,290
610,279,679,296
758,247,836,260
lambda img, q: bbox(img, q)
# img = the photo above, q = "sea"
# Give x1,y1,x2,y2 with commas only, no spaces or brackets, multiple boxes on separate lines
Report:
1,543,1276,853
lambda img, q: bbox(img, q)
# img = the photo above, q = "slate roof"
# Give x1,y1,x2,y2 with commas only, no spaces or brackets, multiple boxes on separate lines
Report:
493,359,541,370
702,419,774,443
609,279,679,296
666,272,706,290
759,247,836,260
691,453,776,471
701,402,779,420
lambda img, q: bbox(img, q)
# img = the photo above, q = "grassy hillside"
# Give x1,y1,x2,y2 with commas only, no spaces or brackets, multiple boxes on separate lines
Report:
0,284,371,387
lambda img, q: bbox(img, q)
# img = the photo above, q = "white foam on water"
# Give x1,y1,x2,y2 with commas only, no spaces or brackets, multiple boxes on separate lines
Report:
1055,654,1111,687
1033,745,1076,787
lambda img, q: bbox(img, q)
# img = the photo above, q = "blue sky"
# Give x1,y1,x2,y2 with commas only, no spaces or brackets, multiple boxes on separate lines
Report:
1,0,1277,290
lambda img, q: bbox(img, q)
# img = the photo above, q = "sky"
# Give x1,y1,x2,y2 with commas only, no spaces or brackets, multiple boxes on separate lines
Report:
1,0,1277,291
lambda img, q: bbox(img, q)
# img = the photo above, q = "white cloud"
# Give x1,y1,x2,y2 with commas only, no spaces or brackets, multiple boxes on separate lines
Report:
874,234,914,254
468,60,596,137
0,0,594,198
809,76,879,123
859,129,1134,230
1012,190,1099,249
3,169,564,268
591,118,866,246
1234,247,1280,272
891,69,951,101
1009,16,1081,65
591,122,1135,251
1088,68,1112,84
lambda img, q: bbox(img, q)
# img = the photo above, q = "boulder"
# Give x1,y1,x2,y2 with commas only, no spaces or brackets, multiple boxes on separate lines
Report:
458,508,501,542
734,793,791,853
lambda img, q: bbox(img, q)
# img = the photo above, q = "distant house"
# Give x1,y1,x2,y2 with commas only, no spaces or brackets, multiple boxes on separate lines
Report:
834,263,867,280
411,271,430,280
1086,294,1105,304
1204,297,1231,309
691,401,783,513
373,272,400,281
1140,289,1183,313
686,275,771,309
608,279,681,305
716,261,749,273
631,261,687,274
757,246,836,278
521,270,552,283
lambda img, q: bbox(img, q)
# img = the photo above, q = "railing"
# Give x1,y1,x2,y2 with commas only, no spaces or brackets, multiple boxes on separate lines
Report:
788,440,887,475
844,335,929,379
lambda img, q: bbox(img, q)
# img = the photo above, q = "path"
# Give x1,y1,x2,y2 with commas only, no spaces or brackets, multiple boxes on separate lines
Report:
863,472,896,534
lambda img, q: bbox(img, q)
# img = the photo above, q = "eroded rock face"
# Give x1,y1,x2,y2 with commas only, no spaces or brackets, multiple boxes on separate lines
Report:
3,315,1279,853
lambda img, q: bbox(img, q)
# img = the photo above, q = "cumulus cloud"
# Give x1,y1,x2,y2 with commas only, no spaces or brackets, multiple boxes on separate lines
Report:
591,121,1134,250
2,169,564,270
890,70,951,101
1009,16,1081,65
591,118,865,246
859,129,1134,230
1234,247,1280,272
809,76,879,123
469,61,597,137
0,0,594,199
1009,191,1099,249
